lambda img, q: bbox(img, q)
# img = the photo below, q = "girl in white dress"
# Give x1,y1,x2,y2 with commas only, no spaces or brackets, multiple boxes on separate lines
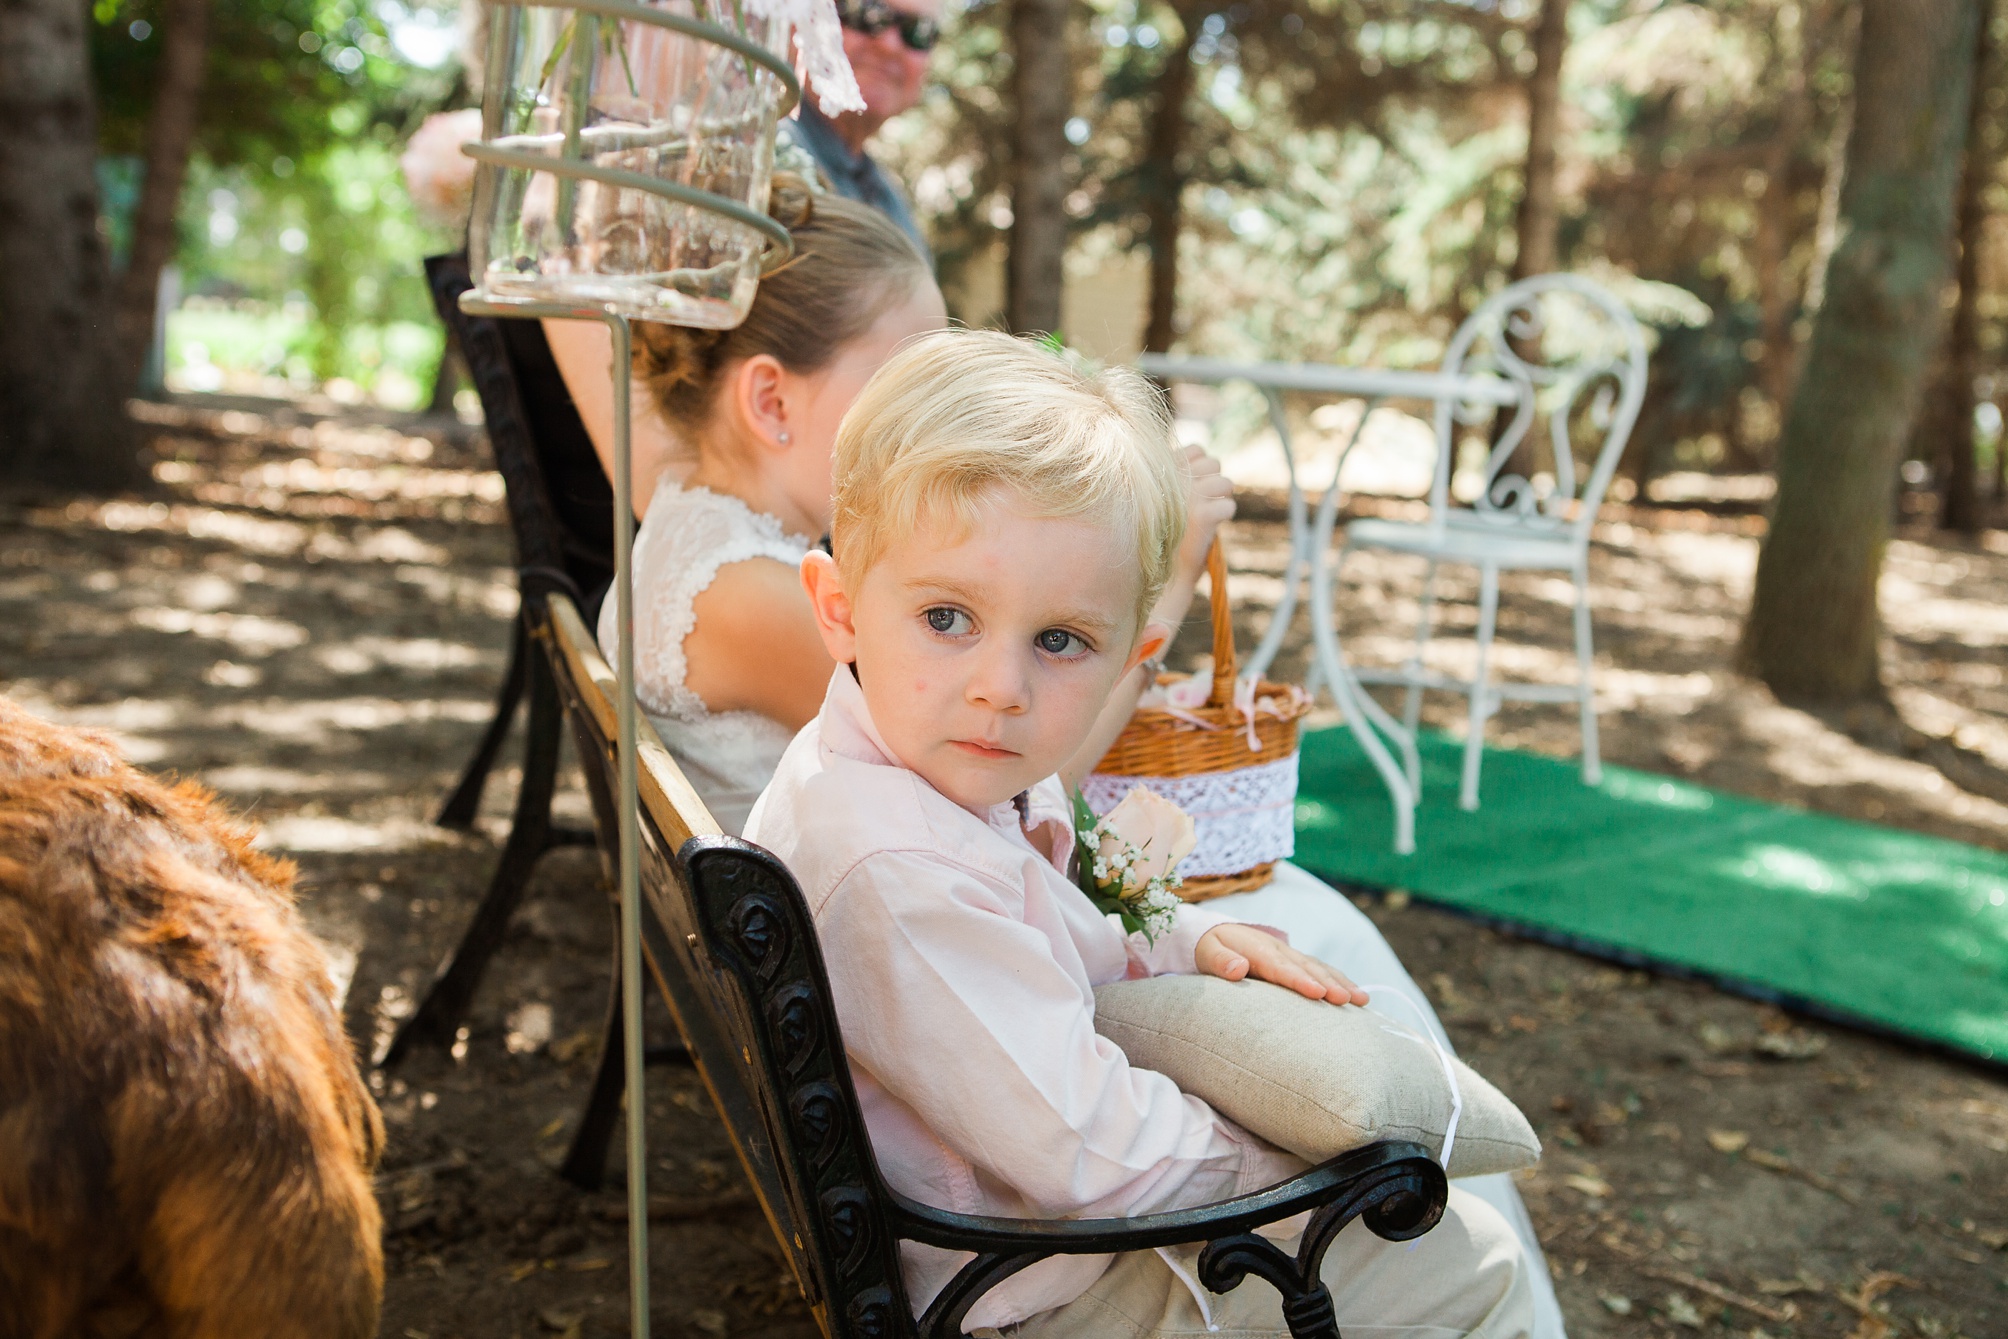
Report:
594,185,1565,1338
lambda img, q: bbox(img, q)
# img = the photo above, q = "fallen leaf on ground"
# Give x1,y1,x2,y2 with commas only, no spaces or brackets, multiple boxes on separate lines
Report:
1600,1295,1633,1316
1838,1271,1916,1339
1699,1022,1739,1053
1754,1029,1828,1060
1640,1265,1800,1324
567,1257,612,1272
1665,1292,1704,1328
1735,1147,1863,1203
1564,1173,1612,1198
1755,1275,1822,1296
1977,1226,2008,1250
1707,1129,1750,1153
537,1115,567,1140
1840,1271,1915,1314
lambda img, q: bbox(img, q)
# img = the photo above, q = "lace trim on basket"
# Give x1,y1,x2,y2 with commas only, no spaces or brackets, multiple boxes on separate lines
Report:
1082,755,1298,879
630,482,810,724
746,0,866,116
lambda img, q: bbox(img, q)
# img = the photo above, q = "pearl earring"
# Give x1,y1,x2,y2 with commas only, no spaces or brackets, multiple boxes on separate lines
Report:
777,430,791,444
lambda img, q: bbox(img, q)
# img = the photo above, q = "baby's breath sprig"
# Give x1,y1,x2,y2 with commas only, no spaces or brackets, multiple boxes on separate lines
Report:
1070,788,1186,944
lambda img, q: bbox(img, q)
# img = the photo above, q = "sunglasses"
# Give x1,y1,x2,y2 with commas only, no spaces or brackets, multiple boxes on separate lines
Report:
837,0,939,52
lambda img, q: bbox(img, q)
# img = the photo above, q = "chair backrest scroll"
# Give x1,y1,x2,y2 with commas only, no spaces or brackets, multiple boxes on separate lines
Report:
1437,273,1650,541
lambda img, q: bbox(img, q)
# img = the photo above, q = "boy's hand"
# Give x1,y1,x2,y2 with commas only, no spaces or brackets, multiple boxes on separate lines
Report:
1194,924,1370,1007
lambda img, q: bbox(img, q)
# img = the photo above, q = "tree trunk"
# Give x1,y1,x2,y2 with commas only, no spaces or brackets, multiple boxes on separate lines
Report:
114,0,210,388
1755,8,1811,431
1005,0,1070,335
0,0,139,490
1510,0,1569,283
1925,1,1994,534
1498,0,1568,477
1140,20,1199,355
1739,0,1980,702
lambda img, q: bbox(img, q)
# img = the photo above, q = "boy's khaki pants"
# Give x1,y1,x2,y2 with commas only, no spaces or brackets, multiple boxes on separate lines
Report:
997,1187,1534,1339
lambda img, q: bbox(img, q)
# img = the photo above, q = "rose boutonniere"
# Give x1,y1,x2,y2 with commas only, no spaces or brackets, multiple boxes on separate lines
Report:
1070,786,1197,943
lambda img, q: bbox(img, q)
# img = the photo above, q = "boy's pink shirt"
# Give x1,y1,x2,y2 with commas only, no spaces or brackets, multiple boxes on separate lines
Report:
743,667,1304,1329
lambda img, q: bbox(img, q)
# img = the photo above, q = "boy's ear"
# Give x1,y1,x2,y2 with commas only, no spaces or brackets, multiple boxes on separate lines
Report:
1124,620,1173,673
800,551,858,662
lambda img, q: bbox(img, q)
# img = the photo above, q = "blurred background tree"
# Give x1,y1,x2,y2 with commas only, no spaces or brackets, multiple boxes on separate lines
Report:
881,0,1884,481
0,0,1994,700
92,0,462,403
0,0,137,489
1741,0,1982,701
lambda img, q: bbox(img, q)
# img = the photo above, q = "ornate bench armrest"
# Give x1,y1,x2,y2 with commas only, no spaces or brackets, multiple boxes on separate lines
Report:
886,1140,1447,1339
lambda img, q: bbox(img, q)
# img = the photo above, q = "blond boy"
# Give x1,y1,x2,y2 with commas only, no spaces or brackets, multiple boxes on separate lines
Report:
745,330,1532,1337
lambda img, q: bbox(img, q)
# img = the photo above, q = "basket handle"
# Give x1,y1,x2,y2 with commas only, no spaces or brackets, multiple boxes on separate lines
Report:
1206,537,1237,708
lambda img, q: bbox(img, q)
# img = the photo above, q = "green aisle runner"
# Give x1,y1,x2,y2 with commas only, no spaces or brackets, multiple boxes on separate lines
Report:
1291,726,2008,1064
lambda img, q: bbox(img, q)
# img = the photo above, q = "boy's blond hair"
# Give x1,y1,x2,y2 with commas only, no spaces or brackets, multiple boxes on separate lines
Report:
830,329,1188,630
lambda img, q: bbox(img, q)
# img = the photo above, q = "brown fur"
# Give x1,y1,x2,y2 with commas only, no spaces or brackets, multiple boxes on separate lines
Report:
0,698,384,1339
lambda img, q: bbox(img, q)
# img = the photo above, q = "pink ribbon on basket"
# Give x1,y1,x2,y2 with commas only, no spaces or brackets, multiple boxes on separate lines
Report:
1147,673,1304,751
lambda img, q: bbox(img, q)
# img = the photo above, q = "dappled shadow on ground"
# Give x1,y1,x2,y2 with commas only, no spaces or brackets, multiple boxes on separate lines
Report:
1,399,2002,1338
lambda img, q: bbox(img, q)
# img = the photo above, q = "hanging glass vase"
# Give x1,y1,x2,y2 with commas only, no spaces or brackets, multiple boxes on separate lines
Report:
466,0,801,328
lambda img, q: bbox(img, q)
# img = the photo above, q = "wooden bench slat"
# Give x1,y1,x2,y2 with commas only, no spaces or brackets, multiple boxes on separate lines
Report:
547,593,721,848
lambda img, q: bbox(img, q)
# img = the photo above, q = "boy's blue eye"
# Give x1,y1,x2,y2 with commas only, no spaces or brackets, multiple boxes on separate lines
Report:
1037,628,1088,657
925,607,972,635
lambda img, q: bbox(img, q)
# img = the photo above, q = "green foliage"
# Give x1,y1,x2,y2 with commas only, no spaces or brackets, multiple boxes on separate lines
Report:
93,0,467,395
885,0,1867,472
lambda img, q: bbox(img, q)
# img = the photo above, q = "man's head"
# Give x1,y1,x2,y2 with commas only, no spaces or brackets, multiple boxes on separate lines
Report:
800,330,1188,809
826,0,940,148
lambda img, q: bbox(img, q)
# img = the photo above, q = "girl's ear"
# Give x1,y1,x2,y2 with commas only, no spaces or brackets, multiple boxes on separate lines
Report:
1124,620,1172,673
800,551,858,662
735,353,791,452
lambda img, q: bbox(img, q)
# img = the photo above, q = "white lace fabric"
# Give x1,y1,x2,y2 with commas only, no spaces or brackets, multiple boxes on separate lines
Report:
600,477,812,834
1083,755,1299,878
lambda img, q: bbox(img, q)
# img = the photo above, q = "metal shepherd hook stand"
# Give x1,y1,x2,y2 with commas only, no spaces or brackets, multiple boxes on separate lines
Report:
457,2,801,1331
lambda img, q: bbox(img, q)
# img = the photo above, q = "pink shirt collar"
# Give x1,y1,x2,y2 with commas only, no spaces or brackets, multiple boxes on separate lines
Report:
815,666,1075,866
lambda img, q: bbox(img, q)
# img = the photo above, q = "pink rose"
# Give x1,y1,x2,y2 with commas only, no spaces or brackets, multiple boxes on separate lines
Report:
1096,787,1198,889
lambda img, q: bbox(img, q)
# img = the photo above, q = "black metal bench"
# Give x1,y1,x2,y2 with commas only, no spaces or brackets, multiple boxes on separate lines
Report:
538,592,1454,1339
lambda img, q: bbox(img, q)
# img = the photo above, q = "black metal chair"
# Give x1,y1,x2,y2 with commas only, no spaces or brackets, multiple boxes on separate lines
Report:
381,258,685,1183
538,590,1453,1338
426,253,616,832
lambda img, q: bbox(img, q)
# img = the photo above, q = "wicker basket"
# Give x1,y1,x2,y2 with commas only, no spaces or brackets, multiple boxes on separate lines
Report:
1085,539,1310,901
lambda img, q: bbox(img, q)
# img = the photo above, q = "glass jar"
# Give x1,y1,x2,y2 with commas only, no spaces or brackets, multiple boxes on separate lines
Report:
469,0,795,328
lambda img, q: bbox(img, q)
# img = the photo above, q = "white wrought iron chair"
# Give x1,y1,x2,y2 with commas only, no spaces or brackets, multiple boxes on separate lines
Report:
1340,273,1648,811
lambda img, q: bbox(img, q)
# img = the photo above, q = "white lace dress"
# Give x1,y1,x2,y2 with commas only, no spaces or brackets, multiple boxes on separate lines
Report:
598,478,812,836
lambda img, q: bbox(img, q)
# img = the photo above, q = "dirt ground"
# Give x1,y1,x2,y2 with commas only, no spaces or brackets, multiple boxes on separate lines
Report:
2,398,2003,1339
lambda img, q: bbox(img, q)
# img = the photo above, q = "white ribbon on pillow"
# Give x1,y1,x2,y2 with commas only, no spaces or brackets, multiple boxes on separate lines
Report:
1354,985,1464,1172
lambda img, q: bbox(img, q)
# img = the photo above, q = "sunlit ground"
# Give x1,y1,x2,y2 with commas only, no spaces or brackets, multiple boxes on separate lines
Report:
1,398,2003,1338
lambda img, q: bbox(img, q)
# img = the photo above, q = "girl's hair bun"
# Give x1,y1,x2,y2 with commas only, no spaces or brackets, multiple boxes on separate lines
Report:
766,172,816,231
630,174,822,399
633,177,932,446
